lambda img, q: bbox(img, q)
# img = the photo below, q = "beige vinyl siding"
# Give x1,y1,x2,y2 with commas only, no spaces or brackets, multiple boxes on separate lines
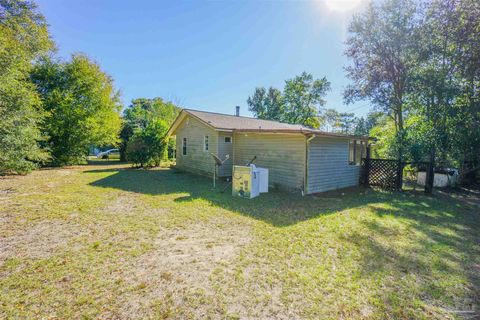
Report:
307,136,360,194
217,132,233,177
175,116,218,176
233,133,306,191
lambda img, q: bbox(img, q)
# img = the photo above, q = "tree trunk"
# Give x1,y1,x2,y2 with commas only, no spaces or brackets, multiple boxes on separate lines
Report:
425,148,435,194
396,105,404,162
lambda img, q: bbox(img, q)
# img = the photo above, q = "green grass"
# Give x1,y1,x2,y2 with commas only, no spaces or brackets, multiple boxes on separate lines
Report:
0,163,478,319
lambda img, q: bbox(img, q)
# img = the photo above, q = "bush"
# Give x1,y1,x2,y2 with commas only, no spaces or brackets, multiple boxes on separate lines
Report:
125,135,150,167
125,118,168,167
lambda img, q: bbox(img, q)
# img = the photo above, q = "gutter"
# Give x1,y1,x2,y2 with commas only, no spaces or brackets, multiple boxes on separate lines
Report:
304,134,316,196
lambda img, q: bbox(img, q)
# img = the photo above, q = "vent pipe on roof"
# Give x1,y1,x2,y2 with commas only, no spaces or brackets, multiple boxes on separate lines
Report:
235,106,240,117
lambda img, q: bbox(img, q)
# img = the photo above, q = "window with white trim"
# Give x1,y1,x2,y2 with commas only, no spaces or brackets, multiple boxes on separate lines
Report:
204,135,209,151
182,137,187,155
224,136,232,143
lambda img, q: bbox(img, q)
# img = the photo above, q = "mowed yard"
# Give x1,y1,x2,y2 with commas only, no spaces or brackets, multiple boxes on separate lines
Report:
0,162,479,319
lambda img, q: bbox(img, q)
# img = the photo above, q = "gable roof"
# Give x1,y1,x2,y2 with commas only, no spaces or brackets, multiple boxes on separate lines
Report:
167,108,369,140
185,109,308,131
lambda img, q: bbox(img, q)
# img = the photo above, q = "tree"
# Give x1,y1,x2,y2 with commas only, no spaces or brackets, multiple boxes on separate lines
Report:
416,0,480,175
320,109,355,133
353,111,383,136
247,72,330,128
247,87,284,121
31,54,122,165
320,109,340,132
126,118,169,167
344,0,421,158
0,0,53,174
353,117,367,136
344,0,480,184
121,97,180,165
283,72,331,128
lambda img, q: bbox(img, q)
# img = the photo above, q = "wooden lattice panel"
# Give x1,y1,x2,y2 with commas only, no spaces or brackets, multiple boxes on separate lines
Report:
364,159,400,190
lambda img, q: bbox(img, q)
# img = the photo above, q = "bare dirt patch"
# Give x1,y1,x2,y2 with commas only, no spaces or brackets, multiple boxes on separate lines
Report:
107,216,252,319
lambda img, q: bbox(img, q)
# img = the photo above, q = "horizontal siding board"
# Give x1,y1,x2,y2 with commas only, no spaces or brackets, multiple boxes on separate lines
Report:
307,136,360,193
234,133,306,191
175,116,218,176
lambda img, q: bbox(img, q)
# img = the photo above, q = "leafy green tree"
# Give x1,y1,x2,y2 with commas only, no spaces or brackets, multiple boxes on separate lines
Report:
283,72,330,128
320,109,355,133
353,111,383,136
121,98,180,165
353,117,367,136
0,0,53,174
31,54,122,165
126,118,169,167
369,116,396,158
344,0,421,158
337,112,356,133
413,0,480,174
125,135,149,167
247,87,284,121
319,109,340,132
247,72,330,128
124,98,179,131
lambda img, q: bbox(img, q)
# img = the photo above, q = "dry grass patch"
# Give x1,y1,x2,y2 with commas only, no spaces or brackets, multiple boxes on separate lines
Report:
108,217,251,319
0,163,479,319
0,220,86,265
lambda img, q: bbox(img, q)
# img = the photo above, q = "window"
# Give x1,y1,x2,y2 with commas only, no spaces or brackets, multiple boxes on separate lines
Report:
204,135,209,151
224,136,232,143
182,138,187,155
349,140,366,165
349,140,356,165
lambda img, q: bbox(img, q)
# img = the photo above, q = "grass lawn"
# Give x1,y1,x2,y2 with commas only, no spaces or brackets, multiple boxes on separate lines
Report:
0,162,479,319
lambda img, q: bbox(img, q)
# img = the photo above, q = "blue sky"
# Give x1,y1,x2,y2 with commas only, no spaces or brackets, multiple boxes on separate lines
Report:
36,0,371,117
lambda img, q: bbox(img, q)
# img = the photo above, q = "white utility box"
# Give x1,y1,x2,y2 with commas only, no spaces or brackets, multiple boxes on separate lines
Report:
257,167,269,193
232,165,269,198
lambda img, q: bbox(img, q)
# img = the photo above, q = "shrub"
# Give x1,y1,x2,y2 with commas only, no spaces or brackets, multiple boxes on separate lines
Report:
125,119,168,167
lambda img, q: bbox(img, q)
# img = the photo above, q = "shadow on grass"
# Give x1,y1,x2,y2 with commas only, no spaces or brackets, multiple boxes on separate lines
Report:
85,166,479,227
85,165,480,315
345,196,480,315
85,166,390,227
86,159,125,166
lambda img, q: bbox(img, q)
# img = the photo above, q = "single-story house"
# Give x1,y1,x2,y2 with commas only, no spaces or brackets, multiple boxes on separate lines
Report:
166,108,369,195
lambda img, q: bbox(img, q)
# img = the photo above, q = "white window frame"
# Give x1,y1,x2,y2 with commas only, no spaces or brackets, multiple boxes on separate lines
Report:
204,135,209,151
224,136,232,143
182,137,187,156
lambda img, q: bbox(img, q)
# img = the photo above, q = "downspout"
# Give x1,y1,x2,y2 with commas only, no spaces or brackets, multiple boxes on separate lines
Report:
303,134,316,196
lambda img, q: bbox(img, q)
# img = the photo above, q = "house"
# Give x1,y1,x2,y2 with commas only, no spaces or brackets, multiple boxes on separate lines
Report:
166,108,369,195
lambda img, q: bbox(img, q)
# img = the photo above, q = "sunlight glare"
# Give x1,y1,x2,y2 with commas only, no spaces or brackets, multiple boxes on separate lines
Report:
322,0,365,12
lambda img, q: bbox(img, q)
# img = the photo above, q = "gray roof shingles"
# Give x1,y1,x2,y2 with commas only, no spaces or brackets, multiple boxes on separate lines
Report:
185,109,309,131
177,109,369,139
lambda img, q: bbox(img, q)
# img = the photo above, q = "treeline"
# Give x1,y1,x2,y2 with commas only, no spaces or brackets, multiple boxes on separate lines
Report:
246,71,379,136
346,0,480,178
0,0,121,174
247,0,480,181
0,0,178,174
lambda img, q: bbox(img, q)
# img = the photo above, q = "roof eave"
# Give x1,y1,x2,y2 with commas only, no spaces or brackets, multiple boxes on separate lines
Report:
232,129,312,134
